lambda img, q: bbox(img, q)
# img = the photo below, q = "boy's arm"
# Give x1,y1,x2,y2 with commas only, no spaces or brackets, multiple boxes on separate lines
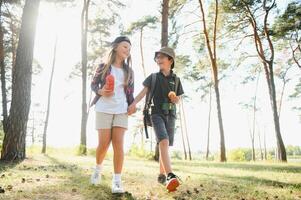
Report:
127,86,149,115
132,86,149,106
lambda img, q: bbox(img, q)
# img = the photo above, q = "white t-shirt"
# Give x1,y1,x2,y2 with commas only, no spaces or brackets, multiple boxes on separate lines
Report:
95,65,128,114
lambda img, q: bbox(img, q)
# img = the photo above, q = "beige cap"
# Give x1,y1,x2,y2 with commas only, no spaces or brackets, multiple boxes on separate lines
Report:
155,47,176,60
154,47,176,69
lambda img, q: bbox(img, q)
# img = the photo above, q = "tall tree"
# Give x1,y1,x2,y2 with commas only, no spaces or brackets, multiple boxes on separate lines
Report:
178,107,187,159
79,0,91,155
161,0,169,47
223,0,287,162
1,0,40,161
0,1,21,135
198,0,226,162
205,83,212,160
42,37,57,154
0,0,7,133
180,98,192,160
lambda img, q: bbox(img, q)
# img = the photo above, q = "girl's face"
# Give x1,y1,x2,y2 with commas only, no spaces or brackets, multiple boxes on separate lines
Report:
115,41,131,60
155,53,173,71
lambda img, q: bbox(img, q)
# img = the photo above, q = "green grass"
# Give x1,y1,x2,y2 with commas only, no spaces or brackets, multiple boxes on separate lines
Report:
0,148,301,200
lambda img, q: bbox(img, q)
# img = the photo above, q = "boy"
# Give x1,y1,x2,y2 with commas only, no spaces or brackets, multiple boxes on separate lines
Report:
128,47,184,192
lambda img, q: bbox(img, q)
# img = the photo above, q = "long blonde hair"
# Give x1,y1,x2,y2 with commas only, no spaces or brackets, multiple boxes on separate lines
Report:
101,42,133,86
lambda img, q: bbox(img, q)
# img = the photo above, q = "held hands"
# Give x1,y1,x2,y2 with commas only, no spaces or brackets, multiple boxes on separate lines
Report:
127,103,137,115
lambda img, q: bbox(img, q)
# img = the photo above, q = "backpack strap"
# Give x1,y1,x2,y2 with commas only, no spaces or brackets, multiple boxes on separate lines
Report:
144,73,157,110
174,75,180,95
143,73,157,139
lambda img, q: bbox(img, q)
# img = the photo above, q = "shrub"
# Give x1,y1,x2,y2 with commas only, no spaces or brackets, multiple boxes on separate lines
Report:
229,148,252,161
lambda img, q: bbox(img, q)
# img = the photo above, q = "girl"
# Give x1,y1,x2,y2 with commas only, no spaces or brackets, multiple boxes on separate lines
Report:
128,47,184,192
90,36,135,193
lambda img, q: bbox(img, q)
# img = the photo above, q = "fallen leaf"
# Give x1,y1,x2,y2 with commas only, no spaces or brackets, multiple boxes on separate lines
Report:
6,185,13,191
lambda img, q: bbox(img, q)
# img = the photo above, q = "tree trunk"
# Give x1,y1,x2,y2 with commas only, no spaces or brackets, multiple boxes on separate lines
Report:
214,82,226,162
179,101,187,160
257,127,264,160
31,111,35,145
264,127,267,160
268,63,287,161
206,84,212,160
139,28,146,77
80,0,90,155
1,0,40,161
251,71,260,161
199,0,226,162
0,2,8,133
42,37,57,154
161,0,169,47
250,130,255,161
154,144,159,161
181,99,192,160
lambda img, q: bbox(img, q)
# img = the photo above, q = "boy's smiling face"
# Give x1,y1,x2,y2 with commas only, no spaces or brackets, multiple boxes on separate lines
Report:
155,53,173,71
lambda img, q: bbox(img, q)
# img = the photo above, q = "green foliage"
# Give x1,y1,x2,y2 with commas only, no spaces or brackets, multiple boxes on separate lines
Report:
171,150,183,160
128,144,153,160
286,145,301,156
124,15,158,34
222,0,263,13
229,148,252,161
76,144,87,156
272,1,301,38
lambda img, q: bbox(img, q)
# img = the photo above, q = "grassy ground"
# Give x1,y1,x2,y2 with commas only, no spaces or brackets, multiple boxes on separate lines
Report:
0,150,301,200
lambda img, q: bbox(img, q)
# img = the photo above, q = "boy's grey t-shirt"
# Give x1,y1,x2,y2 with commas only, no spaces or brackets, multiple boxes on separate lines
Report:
143,71,184,114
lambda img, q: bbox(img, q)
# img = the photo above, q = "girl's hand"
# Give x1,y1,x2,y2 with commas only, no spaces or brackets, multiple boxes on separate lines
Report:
127,103,137,115
98,88,114,97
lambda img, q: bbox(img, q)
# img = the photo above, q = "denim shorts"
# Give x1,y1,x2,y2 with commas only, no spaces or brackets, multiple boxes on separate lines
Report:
151,114,176,146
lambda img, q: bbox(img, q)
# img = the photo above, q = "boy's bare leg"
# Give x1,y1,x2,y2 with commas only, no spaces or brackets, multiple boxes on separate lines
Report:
159,139,172,174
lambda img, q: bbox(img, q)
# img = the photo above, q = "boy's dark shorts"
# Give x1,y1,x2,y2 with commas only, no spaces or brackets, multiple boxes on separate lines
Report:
151,114,176,146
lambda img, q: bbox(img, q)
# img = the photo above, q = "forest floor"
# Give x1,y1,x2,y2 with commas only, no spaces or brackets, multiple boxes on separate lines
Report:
0,148,301,200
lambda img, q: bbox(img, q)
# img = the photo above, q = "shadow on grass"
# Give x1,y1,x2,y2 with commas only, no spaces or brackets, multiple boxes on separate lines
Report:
7,154,136,200
173,160,301,174
0,160,22,173
47,154,136,200
201,171,301,190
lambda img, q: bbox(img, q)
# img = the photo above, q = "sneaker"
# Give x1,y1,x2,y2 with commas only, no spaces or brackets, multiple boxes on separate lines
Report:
157,174,166,185
90,167,101,185
112,181,124,194
166,173,180,192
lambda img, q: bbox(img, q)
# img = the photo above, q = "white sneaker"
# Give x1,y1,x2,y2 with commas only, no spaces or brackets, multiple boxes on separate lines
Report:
90,168,101,185
112,181,124,193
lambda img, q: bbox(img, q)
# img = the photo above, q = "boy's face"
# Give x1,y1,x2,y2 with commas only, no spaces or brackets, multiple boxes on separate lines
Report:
155,53,173,71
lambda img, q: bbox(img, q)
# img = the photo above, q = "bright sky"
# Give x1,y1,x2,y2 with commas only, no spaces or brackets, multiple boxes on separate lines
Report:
31,0,301,154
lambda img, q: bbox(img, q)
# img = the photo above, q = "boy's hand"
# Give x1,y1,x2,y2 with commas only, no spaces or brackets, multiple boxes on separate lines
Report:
170,96,180,104
128,103,137,115
98,88,114,97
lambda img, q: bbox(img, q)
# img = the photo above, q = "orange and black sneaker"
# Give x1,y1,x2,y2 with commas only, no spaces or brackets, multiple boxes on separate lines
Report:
166,173,180,192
